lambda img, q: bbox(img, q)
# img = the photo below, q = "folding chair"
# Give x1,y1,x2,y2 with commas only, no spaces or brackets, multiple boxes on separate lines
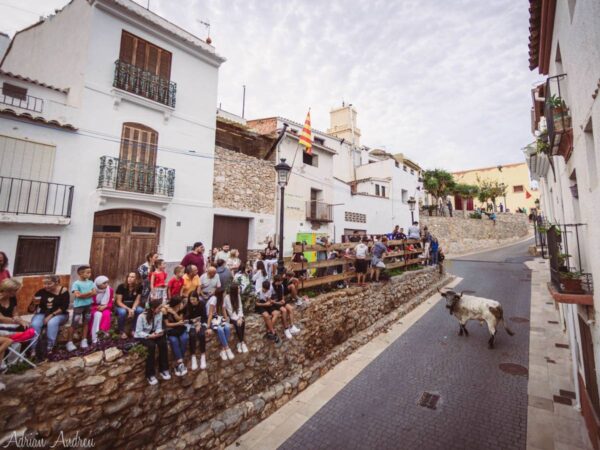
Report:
2,328,39,369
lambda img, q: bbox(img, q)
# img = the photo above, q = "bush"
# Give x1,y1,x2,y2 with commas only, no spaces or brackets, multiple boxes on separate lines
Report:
469,211,482,219
127,343,148,359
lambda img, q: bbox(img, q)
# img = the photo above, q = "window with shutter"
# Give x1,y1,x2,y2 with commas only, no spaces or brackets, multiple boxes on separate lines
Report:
14,236,59,275
120,31,172,80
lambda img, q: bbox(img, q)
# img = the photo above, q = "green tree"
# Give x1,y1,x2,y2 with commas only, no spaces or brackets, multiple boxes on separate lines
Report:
476,177,507,212
423,169,456,215
453,183,479,217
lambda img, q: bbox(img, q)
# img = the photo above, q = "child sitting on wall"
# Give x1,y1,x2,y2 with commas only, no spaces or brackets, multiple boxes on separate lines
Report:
256,280,281,346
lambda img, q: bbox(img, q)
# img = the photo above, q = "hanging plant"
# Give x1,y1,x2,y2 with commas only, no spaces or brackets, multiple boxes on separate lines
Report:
535,138,550,155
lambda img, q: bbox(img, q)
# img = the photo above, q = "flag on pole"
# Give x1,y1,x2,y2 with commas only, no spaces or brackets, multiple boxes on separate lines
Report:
299,109,313,155
525,190,532,199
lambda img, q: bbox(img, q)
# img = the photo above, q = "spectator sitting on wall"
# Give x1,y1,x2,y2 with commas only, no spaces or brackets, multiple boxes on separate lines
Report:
200,266,222,300
163,296,189,377
256,280,281,345
116,272,144,339
181,265,200,298
252,261,268,293
183,290,209,371
134,299,170,386
264,241,279,278
225,283,248,354
292,252,308,279
138,252,158,307
29,275,69,357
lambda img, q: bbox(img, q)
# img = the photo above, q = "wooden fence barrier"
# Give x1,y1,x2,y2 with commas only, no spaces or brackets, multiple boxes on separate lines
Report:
289,239,426,290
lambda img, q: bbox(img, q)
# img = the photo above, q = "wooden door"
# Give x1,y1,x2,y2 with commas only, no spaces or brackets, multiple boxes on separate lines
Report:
454,195,463,210
90,209,160,285
117,123,158,194
579,315,600,416
212,215,249,264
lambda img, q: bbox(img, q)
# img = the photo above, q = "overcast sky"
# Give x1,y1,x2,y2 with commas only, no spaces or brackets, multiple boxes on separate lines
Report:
0,0,542,171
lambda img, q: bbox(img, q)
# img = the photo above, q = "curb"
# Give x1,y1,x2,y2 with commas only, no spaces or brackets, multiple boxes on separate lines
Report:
446,233,535,260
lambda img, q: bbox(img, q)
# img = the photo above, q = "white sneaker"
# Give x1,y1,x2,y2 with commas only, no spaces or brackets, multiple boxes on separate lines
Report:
241,342,249,353
80,339,89,349
66,341,77,352
226,348,235,360
175,363,187,377
200,354,207,370
220,350,228,361
191,356,198,371
290,325,301,335
147,376,158,385
160,370,171,381
284,329,293,340
236,343,243,353
0,381,5,391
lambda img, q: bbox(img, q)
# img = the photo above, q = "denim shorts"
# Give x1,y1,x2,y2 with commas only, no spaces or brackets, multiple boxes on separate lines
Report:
72,305,92,326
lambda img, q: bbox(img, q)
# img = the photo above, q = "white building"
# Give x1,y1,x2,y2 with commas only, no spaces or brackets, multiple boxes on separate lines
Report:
526,0,600,444
0,0,224,284
247,105,423,254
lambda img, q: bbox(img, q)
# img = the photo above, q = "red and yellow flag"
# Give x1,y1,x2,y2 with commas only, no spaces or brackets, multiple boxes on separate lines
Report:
299,109,313,155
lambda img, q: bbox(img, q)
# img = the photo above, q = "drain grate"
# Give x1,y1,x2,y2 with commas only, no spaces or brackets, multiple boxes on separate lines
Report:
499,363,529,377
555,343,569,349
548,320,559,324
510,316,530,323
418,392,440,410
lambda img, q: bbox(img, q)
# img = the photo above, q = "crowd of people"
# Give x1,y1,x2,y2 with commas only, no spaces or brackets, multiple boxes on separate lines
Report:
0,222,443,386
0,242,307,386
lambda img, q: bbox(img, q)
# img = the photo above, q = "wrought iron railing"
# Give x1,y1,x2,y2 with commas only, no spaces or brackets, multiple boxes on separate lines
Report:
544,74,572,158
97,156,175,197
546,224,593,295
306,201,333,222
0,177,73,217
113,60,176,108
0,92,44,113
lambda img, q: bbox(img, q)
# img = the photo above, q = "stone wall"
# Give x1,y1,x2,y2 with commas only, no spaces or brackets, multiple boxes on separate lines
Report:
0,268,448,450
421,213,532,256
213,146,276,215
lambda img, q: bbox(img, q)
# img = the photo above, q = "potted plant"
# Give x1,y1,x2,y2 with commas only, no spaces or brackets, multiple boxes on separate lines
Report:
535,138,550,155
548,95,571,132
557,253,570,272
560,270,584,294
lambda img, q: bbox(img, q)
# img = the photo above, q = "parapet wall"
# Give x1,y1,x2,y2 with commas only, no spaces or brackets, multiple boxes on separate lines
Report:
421,213,531,256
0,268,447,450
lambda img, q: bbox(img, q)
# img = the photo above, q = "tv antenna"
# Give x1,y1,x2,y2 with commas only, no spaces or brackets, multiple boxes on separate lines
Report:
197,19,211,43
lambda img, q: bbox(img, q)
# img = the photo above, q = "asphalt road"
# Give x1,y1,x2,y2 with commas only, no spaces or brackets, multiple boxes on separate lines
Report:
280,239,534,450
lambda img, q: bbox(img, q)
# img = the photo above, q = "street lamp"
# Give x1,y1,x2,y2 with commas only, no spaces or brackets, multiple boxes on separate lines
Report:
275,158,292,275
408,196,416,224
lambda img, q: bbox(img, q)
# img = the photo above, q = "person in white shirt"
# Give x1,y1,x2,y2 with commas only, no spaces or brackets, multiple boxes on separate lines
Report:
407,221,421,240
199,267,221,300
252,261,268,293
354,238,369,286
215,243,231,263
225,283,248,353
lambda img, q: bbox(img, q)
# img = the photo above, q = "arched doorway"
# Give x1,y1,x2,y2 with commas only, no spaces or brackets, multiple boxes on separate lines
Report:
90,209,161,285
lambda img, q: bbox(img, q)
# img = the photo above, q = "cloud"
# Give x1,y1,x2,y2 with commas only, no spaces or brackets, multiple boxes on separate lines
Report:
0,0,543,171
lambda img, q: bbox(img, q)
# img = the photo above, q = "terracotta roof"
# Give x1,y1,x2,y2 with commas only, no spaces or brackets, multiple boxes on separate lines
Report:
452,162,526,175
527,0,556,74
528,0,542,71
0,108,77,130
0,69,69,93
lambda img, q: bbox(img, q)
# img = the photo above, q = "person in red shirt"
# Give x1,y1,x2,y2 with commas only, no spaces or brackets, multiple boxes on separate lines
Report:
181,242,206,275
168,265,185,300
151,259,168,303
0,252,10,283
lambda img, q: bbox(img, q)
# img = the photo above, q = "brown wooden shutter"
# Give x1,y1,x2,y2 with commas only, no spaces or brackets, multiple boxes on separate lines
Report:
14,237,59,275
147,46,159,75
135,39,147,69
158,50,172,80
119,31,135,64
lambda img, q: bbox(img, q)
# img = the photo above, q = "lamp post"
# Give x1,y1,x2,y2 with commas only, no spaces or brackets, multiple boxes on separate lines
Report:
408,196,416,224
275,158,292,275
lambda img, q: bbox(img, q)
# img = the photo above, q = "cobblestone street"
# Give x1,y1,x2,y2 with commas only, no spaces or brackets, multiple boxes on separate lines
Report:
279,242,533,450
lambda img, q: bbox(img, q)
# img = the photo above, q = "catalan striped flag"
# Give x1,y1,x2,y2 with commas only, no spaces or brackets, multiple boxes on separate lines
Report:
299,109,313,155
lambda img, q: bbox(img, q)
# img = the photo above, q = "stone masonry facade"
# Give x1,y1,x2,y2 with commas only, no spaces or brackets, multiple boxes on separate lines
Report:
0,268,448,449
421,213,531,256
213,146,276,215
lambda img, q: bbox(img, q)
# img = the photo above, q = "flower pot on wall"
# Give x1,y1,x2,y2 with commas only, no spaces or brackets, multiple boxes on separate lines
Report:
561,277,584,294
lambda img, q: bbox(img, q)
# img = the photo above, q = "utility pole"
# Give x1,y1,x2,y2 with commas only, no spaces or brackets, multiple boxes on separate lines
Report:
242,85,246,118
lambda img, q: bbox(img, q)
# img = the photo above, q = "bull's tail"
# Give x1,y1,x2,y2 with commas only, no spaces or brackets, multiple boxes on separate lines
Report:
491,305,515,336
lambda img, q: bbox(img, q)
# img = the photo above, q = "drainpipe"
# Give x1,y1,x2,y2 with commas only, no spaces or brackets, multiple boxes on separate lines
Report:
568,304,582,410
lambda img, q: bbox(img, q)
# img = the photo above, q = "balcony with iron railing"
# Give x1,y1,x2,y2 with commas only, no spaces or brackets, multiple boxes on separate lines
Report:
306,201,333,222
545,223,594,305
113,60,177,108
544,74,573,161
0,91,44,113
0,176,74,221
97,156,175,197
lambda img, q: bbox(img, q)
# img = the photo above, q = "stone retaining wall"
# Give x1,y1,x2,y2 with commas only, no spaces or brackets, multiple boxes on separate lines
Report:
421,213,532,256
0,268,447,449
